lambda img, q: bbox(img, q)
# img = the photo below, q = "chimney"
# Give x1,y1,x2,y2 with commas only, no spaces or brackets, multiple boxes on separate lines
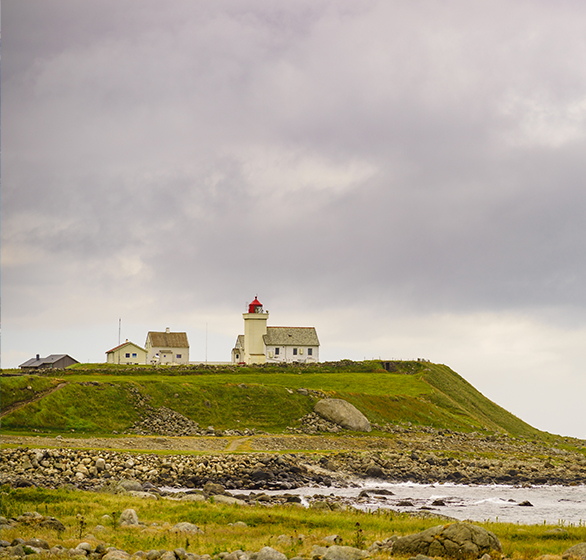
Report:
165,327,170,333
36,354,40,361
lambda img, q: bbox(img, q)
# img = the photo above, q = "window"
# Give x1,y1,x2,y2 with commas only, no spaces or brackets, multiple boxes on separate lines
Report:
275,347,280,355
176,354,182,359
308,348,313,356
125,353,131,358
293,348,298,356
132,353,137,358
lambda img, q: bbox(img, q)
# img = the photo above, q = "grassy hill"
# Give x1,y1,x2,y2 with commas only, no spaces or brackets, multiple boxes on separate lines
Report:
0,360,544,438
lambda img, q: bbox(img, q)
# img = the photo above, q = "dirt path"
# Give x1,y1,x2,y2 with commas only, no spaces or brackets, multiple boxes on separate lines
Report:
0,382,69,418
0,433,396,454
225,436,252,452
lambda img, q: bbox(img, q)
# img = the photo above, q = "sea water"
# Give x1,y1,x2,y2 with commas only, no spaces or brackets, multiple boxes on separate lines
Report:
234,481,586,525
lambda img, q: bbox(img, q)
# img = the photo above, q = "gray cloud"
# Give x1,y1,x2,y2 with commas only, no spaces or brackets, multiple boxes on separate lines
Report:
3,0,586,436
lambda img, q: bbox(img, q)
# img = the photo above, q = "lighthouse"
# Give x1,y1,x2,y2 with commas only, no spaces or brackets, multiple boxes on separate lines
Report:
243,296,268,364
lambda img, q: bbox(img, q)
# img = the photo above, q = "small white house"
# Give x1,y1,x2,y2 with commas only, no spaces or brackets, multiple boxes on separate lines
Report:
231,297,319,364
106,340,147,365
145,328,189,365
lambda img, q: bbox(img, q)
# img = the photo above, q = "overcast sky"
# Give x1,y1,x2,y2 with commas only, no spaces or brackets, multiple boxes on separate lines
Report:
3,0,586,439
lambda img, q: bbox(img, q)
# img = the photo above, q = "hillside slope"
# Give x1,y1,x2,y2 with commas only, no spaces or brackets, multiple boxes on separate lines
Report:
0,360,544,438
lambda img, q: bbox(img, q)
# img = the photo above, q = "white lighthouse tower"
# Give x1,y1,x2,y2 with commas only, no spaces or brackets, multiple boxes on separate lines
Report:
243,296,268,364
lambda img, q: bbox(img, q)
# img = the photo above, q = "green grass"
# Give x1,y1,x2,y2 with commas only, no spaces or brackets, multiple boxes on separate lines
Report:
0,375,63,409
2,486,586,558
0,360,568,441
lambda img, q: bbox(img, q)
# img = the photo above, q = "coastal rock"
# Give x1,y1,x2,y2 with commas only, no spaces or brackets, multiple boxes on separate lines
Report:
391,522,501,558
314,399,371,432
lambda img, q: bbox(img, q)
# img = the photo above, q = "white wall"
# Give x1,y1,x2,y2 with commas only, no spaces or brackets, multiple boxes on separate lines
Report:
265,345,319,363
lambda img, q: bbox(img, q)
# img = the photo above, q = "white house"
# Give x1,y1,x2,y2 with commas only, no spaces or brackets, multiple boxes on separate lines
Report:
231,297,320,364
145,328,190,365
106,340,147,365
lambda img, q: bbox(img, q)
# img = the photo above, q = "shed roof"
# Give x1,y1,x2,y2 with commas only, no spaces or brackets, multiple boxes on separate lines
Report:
146,331,189,348
19,354,78,368
263,327,319,346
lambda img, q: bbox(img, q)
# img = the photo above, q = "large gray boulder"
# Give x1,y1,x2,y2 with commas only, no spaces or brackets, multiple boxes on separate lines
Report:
391,523,501,558
564,543,586,559
314,399,371,432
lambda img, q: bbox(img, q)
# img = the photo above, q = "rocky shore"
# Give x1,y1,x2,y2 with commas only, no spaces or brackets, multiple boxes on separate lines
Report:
2,437,585,491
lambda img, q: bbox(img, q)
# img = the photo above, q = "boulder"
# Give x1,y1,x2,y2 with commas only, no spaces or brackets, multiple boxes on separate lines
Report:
118,509,139,526
322,546,369,560
564,543,586,559
118,479,143,492
171,522,203,534
255,547,288,560
103,551,131,560
391,523,501,558
314,399,371,432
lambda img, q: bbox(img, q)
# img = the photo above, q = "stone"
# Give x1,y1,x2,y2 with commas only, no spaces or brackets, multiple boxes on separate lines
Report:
392,523,501,558
23,539,50,550
118,479,143,492
563,543,586,559
95,459,106,471
103,551,131,560
128,491,159,500
255,547,288,560
314,399,371,432
181,494,205,502
211,495,247,506
322,545,369,560
365,465,385,478
171,522,203,534
203,481,225,496
39,515,66,531
118,509,139,526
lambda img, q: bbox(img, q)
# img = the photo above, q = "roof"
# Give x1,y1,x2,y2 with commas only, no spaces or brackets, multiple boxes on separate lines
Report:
106,341,146,354
233,335,245,350
146,331,189,348
263,327,319,346
19,354,78,368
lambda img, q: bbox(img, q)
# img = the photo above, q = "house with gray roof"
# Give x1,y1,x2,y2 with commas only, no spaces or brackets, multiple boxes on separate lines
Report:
231,297,319,364
19,354,79,370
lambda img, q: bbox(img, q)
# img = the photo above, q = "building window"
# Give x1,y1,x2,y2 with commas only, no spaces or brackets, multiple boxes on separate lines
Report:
275,347,280,355
125,353,131,358
176,354,182,359
132,353,137,358
293,348,298,356
308,348,313,356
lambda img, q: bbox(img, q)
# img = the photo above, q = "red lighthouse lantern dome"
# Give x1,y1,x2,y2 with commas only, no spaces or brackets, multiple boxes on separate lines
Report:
248,297,263,314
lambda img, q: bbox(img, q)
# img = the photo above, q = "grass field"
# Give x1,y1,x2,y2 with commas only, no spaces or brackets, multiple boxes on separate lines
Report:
0,360,556,439
2,486,585,558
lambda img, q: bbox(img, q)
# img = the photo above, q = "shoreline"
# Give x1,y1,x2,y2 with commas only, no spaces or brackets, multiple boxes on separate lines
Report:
2,433,586,489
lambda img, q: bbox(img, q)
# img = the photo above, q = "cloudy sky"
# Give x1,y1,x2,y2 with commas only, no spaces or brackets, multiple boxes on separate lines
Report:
3,1,586,438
